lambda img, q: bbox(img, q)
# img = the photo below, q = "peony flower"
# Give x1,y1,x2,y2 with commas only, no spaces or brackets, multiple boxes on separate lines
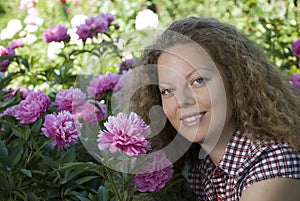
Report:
292,39,300,58
9,39,24,49
20,0,38,9
132,151,173,192
24,8,44,26
0,46,15,72
3,90,50,124
55,87,86,112
97,112,151,156
4,87,30,100
87,72,120,99
43,24,71,43
135,9,158,31
75,13,114,42
42,111,82,149
119,58,136,73
74,100,107,125
291,73,300,88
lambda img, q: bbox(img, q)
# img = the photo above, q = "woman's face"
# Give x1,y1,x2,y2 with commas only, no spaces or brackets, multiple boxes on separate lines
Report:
157,43,236,145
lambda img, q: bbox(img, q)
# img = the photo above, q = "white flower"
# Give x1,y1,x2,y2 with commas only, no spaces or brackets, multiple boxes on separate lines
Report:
47,41,64,60
135,9,158,30
0,19,23,40
71,14,88,28
24,25,39,33
23,33,37,45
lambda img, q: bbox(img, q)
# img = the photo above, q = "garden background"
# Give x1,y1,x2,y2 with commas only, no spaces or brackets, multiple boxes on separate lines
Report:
0,0,300,200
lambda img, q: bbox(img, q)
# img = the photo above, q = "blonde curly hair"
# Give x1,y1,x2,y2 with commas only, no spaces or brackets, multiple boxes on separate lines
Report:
129,17,300,156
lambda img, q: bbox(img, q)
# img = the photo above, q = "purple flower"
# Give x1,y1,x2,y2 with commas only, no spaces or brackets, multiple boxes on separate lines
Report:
99,13,115,25
97,112,151,156
75,13,114,42
292,39,300,58
43,24,71,43
9,39,24,49
291,73,300,88
132,151,173,192
42,111,82,149
4,87,30,100
4,90,50,124
55,87,86,112
0,46,15,72
74,100,107,125
76,23,93,42
87,73,120,99
119,58,136,73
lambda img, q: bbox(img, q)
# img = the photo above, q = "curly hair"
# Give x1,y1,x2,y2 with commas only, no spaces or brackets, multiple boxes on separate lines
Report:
129,17,300,166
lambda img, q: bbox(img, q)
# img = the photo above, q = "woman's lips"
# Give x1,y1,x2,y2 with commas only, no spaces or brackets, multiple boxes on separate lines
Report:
181,112,206,126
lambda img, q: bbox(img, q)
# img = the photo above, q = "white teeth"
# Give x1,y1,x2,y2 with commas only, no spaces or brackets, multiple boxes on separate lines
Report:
183,114,202,123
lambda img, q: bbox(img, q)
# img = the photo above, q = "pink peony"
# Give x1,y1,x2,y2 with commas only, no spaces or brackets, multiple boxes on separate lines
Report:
75,13,114,42
87,72,120,99
132,151,174,192
291,73,300,88
4,90,50,124
292,39,300,58
42,110,82,149
0,46,15,72
55,87,86,112
97,112,151,156
43,24,71,43
74,100,107,125
9,39,24,49
119,58,136,73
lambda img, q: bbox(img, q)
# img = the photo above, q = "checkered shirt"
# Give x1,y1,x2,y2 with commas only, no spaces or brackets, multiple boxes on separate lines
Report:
188,131,300,201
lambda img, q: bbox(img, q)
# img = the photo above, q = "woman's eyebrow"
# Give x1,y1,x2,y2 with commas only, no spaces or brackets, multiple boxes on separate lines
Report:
186,68,211,79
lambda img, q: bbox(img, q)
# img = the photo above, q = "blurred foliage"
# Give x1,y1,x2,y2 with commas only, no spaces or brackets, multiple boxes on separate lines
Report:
1,0,300,80
0,0,299,200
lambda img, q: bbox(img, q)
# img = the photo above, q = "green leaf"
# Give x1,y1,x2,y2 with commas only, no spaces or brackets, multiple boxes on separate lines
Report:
21,169,32,178
98,186,108,201
7,144,24,168
39,154,59,169
75,195,90,201
21,56,30,69
75,175,98,185
31,118,43,135
62,146,76,163
27,191,39,201
0,140,8,165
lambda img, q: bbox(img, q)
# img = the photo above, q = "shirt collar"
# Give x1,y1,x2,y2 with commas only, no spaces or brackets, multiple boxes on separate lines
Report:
217,130,251,176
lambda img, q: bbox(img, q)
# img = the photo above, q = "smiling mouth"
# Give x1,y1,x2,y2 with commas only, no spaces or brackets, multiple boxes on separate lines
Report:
181,112,206,123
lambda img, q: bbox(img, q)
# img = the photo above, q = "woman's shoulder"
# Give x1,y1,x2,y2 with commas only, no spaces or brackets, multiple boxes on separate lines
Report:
239,140,300,185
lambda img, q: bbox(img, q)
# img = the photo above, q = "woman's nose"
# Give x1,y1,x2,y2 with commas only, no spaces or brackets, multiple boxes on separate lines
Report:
176,86,196,108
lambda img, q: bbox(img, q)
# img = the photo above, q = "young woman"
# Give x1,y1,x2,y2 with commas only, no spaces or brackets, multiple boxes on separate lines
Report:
129,17,300,200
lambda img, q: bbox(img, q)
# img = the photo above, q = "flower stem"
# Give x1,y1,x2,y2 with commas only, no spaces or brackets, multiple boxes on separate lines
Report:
107,168,122,201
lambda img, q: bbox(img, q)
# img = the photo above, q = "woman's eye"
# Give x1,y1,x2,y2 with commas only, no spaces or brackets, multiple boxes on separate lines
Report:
160,88,174,95
192,77,206,85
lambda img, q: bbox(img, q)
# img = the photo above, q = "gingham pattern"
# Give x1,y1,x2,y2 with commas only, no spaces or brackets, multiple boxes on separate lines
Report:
188,131,300,201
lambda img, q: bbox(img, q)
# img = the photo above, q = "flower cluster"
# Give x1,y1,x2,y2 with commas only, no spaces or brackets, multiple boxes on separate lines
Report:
98,112,151,156
0,46,15,72
291,73,300,88
2,90,50,124
119,58,136,73
87,72,120,99
43,24,71,43
98,112,174,193
55,87,107,126
76,13,115,42
291,39,300,89
132,151,174,192
42,110,82,149
292,39,300,58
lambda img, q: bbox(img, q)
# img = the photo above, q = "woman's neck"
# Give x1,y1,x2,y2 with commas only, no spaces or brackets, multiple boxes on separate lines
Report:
200,125,237,166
